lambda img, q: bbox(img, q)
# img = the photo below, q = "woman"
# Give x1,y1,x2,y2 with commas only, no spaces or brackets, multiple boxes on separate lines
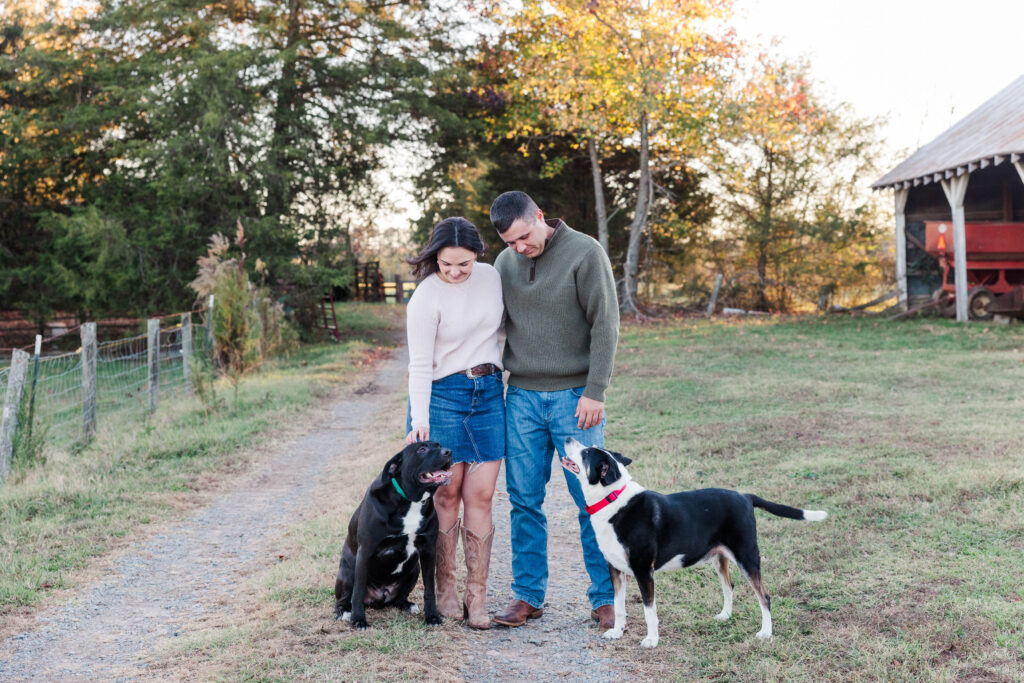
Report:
405,217,504,629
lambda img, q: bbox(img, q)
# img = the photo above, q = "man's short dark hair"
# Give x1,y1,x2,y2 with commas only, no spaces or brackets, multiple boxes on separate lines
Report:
489,191,540,234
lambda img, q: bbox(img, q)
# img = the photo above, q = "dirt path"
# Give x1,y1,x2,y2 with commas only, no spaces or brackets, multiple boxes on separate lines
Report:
0,354,408,682
0,348,635,681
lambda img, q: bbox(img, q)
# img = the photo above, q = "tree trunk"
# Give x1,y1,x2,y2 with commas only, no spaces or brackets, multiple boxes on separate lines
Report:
620,112,651,317
756,241,769,310
755,147,773,311
265,0,303,219
587,137,609,255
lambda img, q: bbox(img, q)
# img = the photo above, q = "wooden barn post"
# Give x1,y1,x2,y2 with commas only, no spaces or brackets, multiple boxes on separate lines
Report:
894,188,909,310
941,175,970,322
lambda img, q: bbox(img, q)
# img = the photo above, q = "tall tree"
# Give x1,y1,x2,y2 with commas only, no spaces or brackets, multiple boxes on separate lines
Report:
2,0,464,320
486,0,735,315
1,1,117,322
712,54,886,311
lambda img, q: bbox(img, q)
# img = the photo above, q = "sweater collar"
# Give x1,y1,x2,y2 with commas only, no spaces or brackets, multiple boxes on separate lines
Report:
539,218,568,256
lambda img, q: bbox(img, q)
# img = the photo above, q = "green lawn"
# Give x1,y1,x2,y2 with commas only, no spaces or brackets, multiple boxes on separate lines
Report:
7,309,1021,681
603,315,1023,680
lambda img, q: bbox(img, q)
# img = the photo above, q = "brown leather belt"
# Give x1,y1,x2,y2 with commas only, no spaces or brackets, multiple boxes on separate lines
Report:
464,363,501,378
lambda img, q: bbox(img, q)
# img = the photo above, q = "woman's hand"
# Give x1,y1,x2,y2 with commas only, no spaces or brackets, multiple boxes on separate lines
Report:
406,426,430,444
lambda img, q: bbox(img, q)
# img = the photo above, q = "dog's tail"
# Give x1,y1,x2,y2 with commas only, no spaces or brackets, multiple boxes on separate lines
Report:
746,494,828,522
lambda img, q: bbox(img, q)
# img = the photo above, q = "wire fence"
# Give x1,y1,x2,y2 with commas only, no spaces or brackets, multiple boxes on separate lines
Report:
2,312,211,461
27,350,82,449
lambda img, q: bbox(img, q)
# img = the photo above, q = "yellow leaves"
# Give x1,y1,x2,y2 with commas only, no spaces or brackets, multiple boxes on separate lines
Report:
493,0,736,155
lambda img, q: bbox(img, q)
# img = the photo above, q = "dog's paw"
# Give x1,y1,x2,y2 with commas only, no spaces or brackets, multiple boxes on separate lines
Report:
336,611,352,622
640,634,659,648
350,616,370,631
755,629,772,640
713,610,731,622
424,611,443,627
397,600,420,615
602,628,623,640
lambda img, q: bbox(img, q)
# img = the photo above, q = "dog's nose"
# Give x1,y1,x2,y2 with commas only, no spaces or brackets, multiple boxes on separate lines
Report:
564,437,575,446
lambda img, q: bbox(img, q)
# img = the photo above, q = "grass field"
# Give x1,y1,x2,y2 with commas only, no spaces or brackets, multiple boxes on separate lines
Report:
157,311,1023,682
601,315,1024,680
5,308,1022,681
0,304,403,629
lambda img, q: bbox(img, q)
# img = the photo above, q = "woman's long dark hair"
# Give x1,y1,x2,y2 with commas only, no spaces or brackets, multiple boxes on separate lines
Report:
406,217,486,281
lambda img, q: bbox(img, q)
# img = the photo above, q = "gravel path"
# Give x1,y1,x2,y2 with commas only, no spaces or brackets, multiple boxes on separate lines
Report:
460,457,635,681
0,353,408,682
0,346,636,681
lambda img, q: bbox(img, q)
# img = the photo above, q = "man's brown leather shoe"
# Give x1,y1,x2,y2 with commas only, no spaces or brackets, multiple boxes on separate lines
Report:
591,605,615,629
491,599,543,627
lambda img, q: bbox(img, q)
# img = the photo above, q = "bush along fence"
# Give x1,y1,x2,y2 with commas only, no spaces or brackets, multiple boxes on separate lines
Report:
0,300,215,482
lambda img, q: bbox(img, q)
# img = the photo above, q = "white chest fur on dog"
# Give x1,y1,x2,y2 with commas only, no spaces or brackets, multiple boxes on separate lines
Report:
392,500,425,575
593,521,629,572
590,483,644,575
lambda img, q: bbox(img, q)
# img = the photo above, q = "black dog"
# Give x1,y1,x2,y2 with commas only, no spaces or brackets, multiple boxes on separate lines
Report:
334,441,453,629
561,437,827,646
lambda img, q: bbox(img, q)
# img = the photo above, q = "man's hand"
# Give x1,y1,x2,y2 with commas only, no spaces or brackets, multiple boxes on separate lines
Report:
406,426,430,444
575,395,605,430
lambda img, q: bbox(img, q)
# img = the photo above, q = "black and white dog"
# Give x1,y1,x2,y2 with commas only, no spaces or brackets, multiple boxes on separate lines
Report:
334,441,453,629
561,437,826,647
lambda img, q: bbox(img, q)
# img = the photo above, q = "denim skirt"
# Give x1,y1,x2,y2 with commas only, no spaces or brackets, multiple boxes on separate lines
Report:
407,371,505,464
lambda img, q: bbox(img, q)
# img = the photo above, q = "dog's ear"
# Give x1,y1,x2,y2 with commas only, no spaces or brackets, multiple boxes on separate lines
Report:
586,453,604,486
597,453,627,486
384,451,403,476
608,451,632,467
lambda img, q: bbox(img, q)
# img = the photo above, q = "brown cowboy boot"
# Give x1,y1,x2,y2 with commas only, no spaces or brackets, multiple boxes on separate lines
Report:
461,525,494,629
435,518,462,619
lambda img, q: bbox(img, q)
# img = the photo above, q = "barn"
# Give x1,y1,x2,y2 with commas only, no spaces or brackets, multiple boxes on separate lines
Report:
872,75,1024,321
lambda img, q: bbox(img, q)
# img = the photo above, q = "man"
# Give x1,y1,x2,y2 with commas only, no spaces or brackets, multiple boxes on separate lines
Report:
489,191,619,629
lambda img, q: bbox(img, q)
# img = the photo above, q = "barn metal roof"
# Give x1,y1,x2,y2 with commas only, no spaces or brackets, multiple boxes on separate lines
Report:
872,75,1024,191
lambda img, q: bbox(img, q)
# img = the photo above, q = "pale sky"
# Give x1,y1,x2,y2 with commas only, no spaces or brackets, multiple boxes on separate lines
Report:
733,0,1024,169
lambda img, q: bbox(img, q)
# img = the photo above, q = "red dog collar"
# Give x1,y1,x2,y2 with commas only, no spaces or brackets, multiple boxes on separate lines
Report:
585,485,627,515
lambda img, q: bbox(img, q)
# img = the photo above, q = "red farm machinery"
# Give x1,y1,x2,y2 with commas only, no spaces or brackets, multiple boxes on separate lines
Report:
924,221,1024,319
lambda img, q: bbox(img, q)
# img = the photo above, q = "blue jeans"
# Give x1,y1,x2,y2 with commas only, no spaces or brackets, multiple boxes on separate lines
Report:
504,385,614,610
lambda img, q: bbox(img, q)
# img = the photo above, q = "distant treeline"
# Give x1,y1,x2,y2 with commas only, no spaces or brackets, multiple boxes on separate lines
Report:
1,1,889,325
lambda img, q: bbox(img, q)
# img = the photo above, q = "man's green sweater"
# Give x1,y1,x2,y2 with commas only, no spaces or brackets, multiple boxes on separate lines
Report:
495,220,619,401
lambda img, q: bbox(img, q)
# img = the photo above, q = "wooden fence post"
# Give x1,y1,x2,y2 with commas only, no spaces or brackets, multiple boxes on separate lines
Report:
81,323,97,442
147,318,160,413
707,273,723,316
206,294,215,361
181,314,193,394
1,349,30,481
394,275,404,304
26,335,41,441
